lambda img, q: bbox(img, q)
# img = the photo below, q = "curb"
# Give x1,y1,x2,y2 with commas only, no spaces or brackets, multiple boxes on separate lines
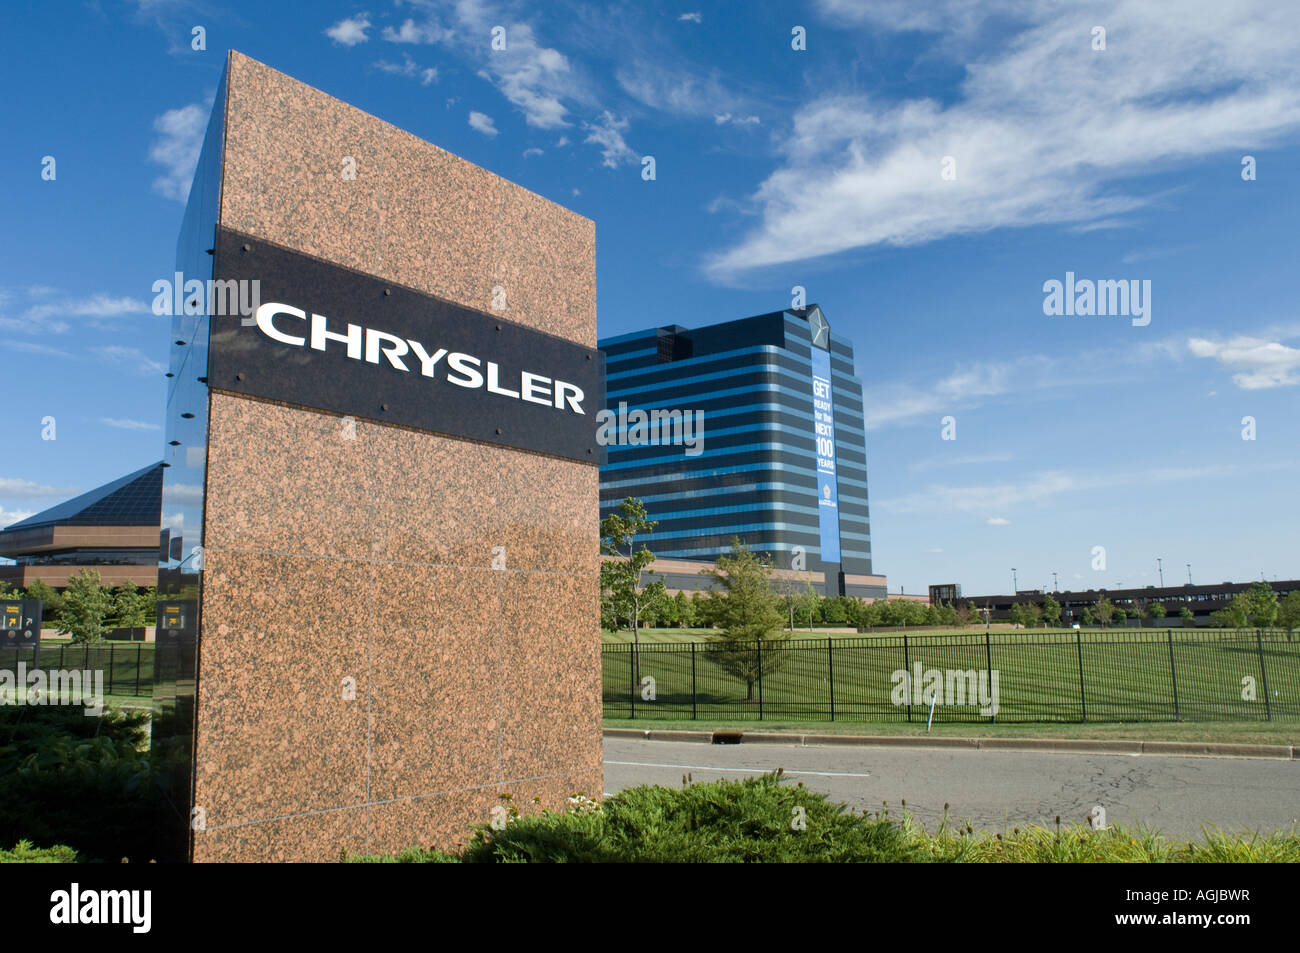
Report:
602,728,1298,761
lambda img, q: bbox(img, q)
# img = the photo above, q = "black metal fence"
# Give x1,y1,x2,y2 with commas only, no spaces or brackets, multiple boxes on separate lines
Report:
0,643,154,699
603,629,1300,723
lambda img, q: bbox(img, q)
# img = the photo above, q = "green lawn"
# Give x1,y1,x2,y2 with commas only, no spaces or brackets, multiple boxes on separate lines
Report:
603,717,1300,745
603,629,1300,725
604,626,946,644
2,643,154,698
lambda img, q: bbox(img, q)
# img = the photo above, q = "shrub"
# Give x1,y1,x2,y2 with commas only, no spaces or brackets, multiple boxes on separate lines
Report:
357,772,938,863
0,840,79,863
352,776,1300,864
0,706,175,862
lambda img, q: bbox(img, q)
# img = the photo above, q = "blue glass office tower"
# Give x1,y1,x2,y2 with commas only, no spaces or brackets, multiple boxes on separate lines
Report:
599,306,884,598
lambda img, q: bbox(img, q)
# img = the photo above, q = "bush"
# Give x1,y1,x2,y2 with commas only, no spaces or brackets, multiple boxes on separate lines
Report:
0,706,177,863
0,840,79,863
356,772,939,863
352,774,1300,864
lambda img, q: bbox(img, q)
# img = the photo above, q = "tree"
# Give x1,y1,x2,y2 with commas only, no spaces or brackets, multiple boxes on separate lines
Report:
110,584,152,628
691,591,713,628
774,574,816,632
1009,602,1041,627
1094,596,1115,627
1080,606,1096,626
1213,593,1252,629
1179,606,1195,624
600,592,620,633
1241,582,1278,627
901,600,928,627
794,584,820,631
655,592,678,628
59,570,113,644
600,497,668,639
23,579,63,623
1150,602,1167,621
1042,594,1061,627
1113,608,1127,624
821,596,849,626
672,591,693,628
856,599,884,630
701,538,787,701
1276,591,1300,637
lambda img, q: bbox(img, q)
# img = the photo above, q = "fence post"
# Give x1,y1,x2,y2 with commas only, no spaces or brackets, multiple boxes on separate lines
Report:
1167,629,1180,721
903,633,911,723
1255,628,1272,722
827,637,835,722
983,629,995,723
629,645,636,720
691,641,697,721
136,644,142,697
757,639,763,721
1075,628,1087,722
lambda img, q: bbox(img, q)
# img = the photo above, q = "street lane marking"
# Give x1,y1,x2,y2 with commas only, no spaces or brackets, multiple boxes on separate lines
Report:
605,759,872,779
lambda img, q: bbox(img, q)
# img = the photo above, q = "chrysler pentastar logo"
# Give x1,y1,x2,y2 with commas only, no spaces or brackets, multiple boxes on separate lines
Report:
808,307,829,348
252,302,587,415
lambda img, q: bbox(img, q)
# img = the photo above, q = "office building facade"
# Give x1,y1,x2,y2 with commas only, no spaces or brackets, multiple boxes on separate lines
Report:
0,461,162,590
599,306,885,598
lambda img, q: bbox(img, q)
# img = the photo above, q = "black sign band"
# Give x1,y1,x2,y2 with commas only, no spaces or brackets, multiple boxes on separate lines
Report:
206,229,602,464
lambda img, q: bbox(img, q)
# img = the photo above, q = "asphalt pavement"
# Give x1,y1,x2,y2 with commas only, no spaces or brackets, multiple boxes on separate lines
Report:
602,737,1300,839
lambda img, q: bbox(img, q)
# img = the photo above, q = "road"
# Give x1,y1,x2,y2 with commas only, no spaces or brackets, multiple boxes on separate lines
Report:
603,738,1300,839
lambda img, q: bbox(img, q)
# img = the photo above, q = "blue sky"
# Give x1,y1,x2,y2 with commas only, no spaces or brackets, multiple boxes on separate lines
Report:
1,0,1297,596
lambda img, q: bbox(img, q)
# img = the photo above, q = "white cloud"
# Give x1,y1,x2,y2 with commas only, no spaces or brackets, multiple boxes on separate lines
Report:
862,329,1214,431
678,12,702,23
0,507,36,529
816,0,1037,36
879,464,1247,517
708,1,1300,277
522,147,543,157
864,356,1052,429
583,110,636,167
26,294,147,323
0,340,73,357
908,452,1016,473
462,15,575,129
90,345,166,376
167,483,204,505
101,418,162,431
0,478,80,498
148,103,207,202
0,288,149,335
325,15,371,46
374,54,437,84
468,111,499,137
1188,335,1300,389
986,517,1011,525
381,16,452,44
617,63,739,118
384,1,649,166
